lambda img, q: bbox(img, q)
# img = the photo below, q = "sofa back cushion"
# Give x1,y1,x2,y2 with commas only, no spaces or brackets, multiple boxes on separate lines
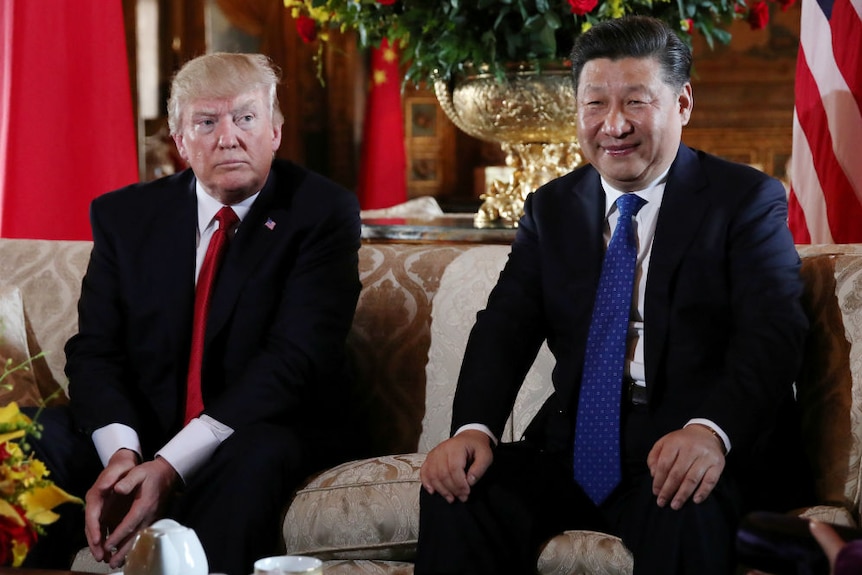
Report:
0,239,92,397
420,245,554,452
350,244,470,456
795,245,862,519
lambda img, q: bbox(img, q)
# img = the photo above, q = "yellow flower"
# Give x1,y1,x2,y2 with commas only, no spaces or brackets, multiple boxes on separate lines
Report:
0,500,25,526
0,401,83,566
20,484,82,526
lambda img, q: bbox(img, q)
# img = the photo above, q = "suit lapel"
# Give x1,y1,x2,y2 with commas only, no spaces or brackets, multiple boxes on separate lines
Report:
570,169,607,276
204,169,284,341
643,144,711,394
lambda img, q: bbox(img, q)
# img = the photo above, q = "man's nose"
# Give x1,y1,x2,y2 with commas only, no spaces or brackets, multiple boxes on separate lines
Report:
216,122,239,148
602,105,631,137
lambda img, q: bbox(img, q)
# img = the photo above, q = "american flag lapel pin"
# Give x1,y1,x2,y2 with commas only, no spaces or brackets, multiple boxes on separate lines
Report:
264,217,276,231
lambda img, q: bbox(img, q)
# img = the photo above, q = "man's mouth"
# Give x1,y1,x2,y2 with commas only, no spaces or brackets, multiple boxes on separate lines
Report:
601,144,637,157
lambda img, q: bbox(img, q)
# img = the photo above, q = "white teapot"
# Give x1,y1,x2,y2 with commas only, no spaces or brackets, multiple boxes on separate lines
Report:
124,519,208,575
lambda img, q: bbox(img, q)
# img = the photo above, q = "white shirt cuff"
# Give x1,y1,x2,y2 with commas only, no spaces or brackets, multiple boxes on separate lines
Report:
92,423,142,467
155,415,234,482
686,418,731,454
454,423,498,446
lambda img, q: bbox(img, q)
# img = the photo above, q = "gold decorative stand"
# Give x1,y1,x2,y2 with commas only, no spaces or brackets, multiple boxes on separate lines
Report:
434,64,583,227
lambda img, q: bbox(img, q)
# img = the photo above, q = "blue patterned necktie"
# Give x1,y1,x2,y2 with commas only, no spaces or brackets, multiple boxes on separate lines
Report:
573,192,647,505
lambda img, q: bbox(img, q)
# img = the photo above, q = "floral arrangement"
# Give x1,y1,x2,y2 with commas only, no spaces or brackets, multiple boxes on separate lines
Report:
0,357,81,566
285,0,794,84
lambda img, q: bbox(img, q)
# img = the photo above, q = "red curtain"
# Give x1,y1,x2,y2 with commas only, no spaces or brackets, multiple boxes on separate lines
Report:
356,38,407,210
0,0,138,240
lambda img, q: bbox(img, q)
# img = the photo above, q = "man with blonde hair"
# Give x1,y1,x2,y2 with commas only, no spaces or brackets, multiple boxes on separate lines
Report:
27,52,363,575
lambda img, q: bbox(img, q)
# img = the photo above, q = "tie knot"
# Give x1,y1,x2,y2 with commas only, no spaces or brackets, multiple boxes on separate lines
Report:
615,193,646,219
215,206,239,233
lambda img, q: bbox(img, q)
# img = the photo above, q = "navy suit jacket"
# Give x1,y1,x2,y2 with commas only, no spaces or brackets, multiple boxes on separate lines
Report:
66,159,362,463
451,144,810,507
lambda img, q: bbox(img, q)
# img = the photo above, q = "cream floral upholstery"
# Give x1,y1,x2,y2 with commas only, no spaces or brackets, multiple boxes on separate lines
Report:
0,238,857,574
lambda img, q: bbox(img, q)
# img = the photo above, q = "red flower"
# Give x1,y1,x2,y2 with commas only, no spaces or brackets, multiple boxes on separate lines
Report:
681,18,694,34
747,1,770,29
377,0,397,4
567,0,598,15
0,511,36,566
295,15,318,44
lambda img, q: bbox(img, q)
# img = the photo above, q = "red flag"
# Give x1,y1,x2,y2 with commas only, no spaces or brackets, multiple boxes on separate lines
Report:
0,0,138,240
788,0,862,243
356,38,407,210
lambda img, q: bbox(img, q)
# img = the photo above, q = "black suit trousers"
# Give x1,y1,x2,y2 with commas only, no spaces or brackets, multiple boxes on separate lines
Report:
416,406,744,575
23,405,312,575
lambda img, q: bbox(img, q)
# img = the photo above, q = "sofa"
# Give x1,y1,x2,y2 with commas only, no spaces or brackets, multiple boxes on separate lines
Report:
0,237,860,574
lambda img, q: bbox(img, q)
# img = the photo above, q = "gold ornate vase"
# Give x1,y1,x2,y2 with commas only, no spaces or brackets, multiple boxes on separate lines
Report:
433,63,583,227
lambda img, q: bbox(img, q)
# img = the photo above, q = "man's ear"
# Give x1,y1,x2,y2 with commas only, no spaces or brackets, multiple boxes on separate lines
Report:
172,134,189,162
679,83,694,127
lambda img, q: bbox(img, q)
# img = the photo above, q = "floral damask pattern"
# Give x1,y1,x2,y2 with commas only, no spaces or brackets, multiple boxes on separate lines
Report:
284,454,424,560
0,239,92,397
351,245,468,456
794,248,862,520
1,238,857,574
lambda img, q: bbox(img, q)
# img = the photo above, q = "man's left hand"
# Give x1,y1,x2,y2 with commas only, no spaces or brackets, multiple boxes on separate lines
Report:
647,424,726,510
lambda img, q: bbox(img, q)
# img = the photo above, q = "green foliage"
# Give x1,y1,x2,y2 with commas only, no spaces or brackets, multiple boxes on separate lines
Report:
286,0,753,84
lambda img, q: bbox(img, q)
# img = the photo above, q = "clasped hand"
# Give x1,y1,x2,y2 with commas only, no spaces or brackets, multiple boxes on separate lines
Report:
84,449,180,569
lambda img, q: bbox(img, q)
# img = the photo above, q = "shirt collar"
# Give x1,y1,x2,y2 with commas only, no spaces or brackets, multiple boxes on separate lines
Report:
600,166,670,218
194,181,260,235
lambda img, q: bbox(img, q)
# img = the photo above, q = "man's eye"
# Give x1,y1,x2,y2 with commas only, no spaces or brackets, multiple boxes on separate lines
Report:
194,119,215,132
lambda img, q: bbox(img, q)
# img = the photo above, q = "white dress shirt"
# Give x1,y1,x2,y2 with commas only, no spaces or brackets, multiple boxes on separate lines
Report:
458,169,731,454
91,183,260,481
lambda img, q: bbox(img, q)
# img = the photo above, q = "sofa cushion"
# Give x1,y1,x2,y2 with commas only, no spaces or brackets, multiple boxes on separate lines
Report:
794,247,862,517
0,286,66,407
420,245,554,452
283,454,423,560
538,530,633,575
0,238,92,394
350,245,468,457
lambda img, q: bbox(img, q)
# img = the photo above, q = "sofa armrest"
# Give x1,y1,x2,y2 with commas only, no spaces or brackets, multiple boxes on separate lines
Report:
283,454,424,561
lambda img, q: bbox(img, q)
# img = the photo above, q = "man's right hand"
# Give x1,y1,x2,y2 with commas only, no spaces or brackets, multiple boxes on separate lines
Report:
419,429,494,504
84,449,180,569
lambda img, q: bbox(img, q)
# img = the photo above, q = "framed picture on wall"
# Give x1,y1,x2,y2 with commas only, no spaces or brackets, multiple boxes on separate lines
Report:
403,92,455,199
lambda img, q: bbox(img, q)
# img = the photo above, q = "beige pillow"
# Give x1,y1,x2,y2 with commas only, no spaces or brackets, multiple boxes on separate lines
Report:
0,286,66,407
283,454,424,560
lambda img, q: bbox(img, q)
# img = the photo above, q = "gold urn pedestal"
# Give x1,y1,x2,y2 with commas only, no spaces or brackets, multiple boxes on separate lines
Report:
434,64,583,228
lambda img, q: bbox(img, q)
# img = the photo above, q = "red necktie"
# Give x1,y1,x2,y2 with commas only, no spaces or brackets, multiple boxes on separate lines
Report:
184,206,239,424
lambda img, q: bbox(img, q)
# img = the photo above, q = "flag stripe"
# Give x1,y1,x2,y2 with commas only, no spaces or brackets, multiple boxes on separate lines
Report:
794,46,862,240
790,0,862,243
791,112,830,243
800,0,862,195
830,0,862,119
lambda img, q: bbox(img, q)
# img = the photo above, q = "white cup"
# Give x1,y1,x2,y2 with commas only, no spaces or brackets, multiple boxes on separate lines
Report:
124,519,208,575
253,555,323,575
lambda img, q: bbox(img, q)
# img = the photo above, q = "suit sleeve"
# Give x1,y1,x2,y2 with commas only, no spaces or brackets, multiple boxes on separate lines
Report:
450,192,550,439
685,174,808,453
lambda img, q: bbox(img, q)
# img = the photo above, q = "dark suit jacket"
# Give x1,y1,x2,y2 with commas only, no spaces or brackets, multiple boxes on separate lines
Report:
451,144,810,509
66,159,362,465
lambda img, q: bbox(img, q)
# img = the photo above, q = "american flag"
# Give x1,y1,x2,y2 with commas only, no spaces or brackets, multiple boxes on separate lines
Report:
788,0,862,243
